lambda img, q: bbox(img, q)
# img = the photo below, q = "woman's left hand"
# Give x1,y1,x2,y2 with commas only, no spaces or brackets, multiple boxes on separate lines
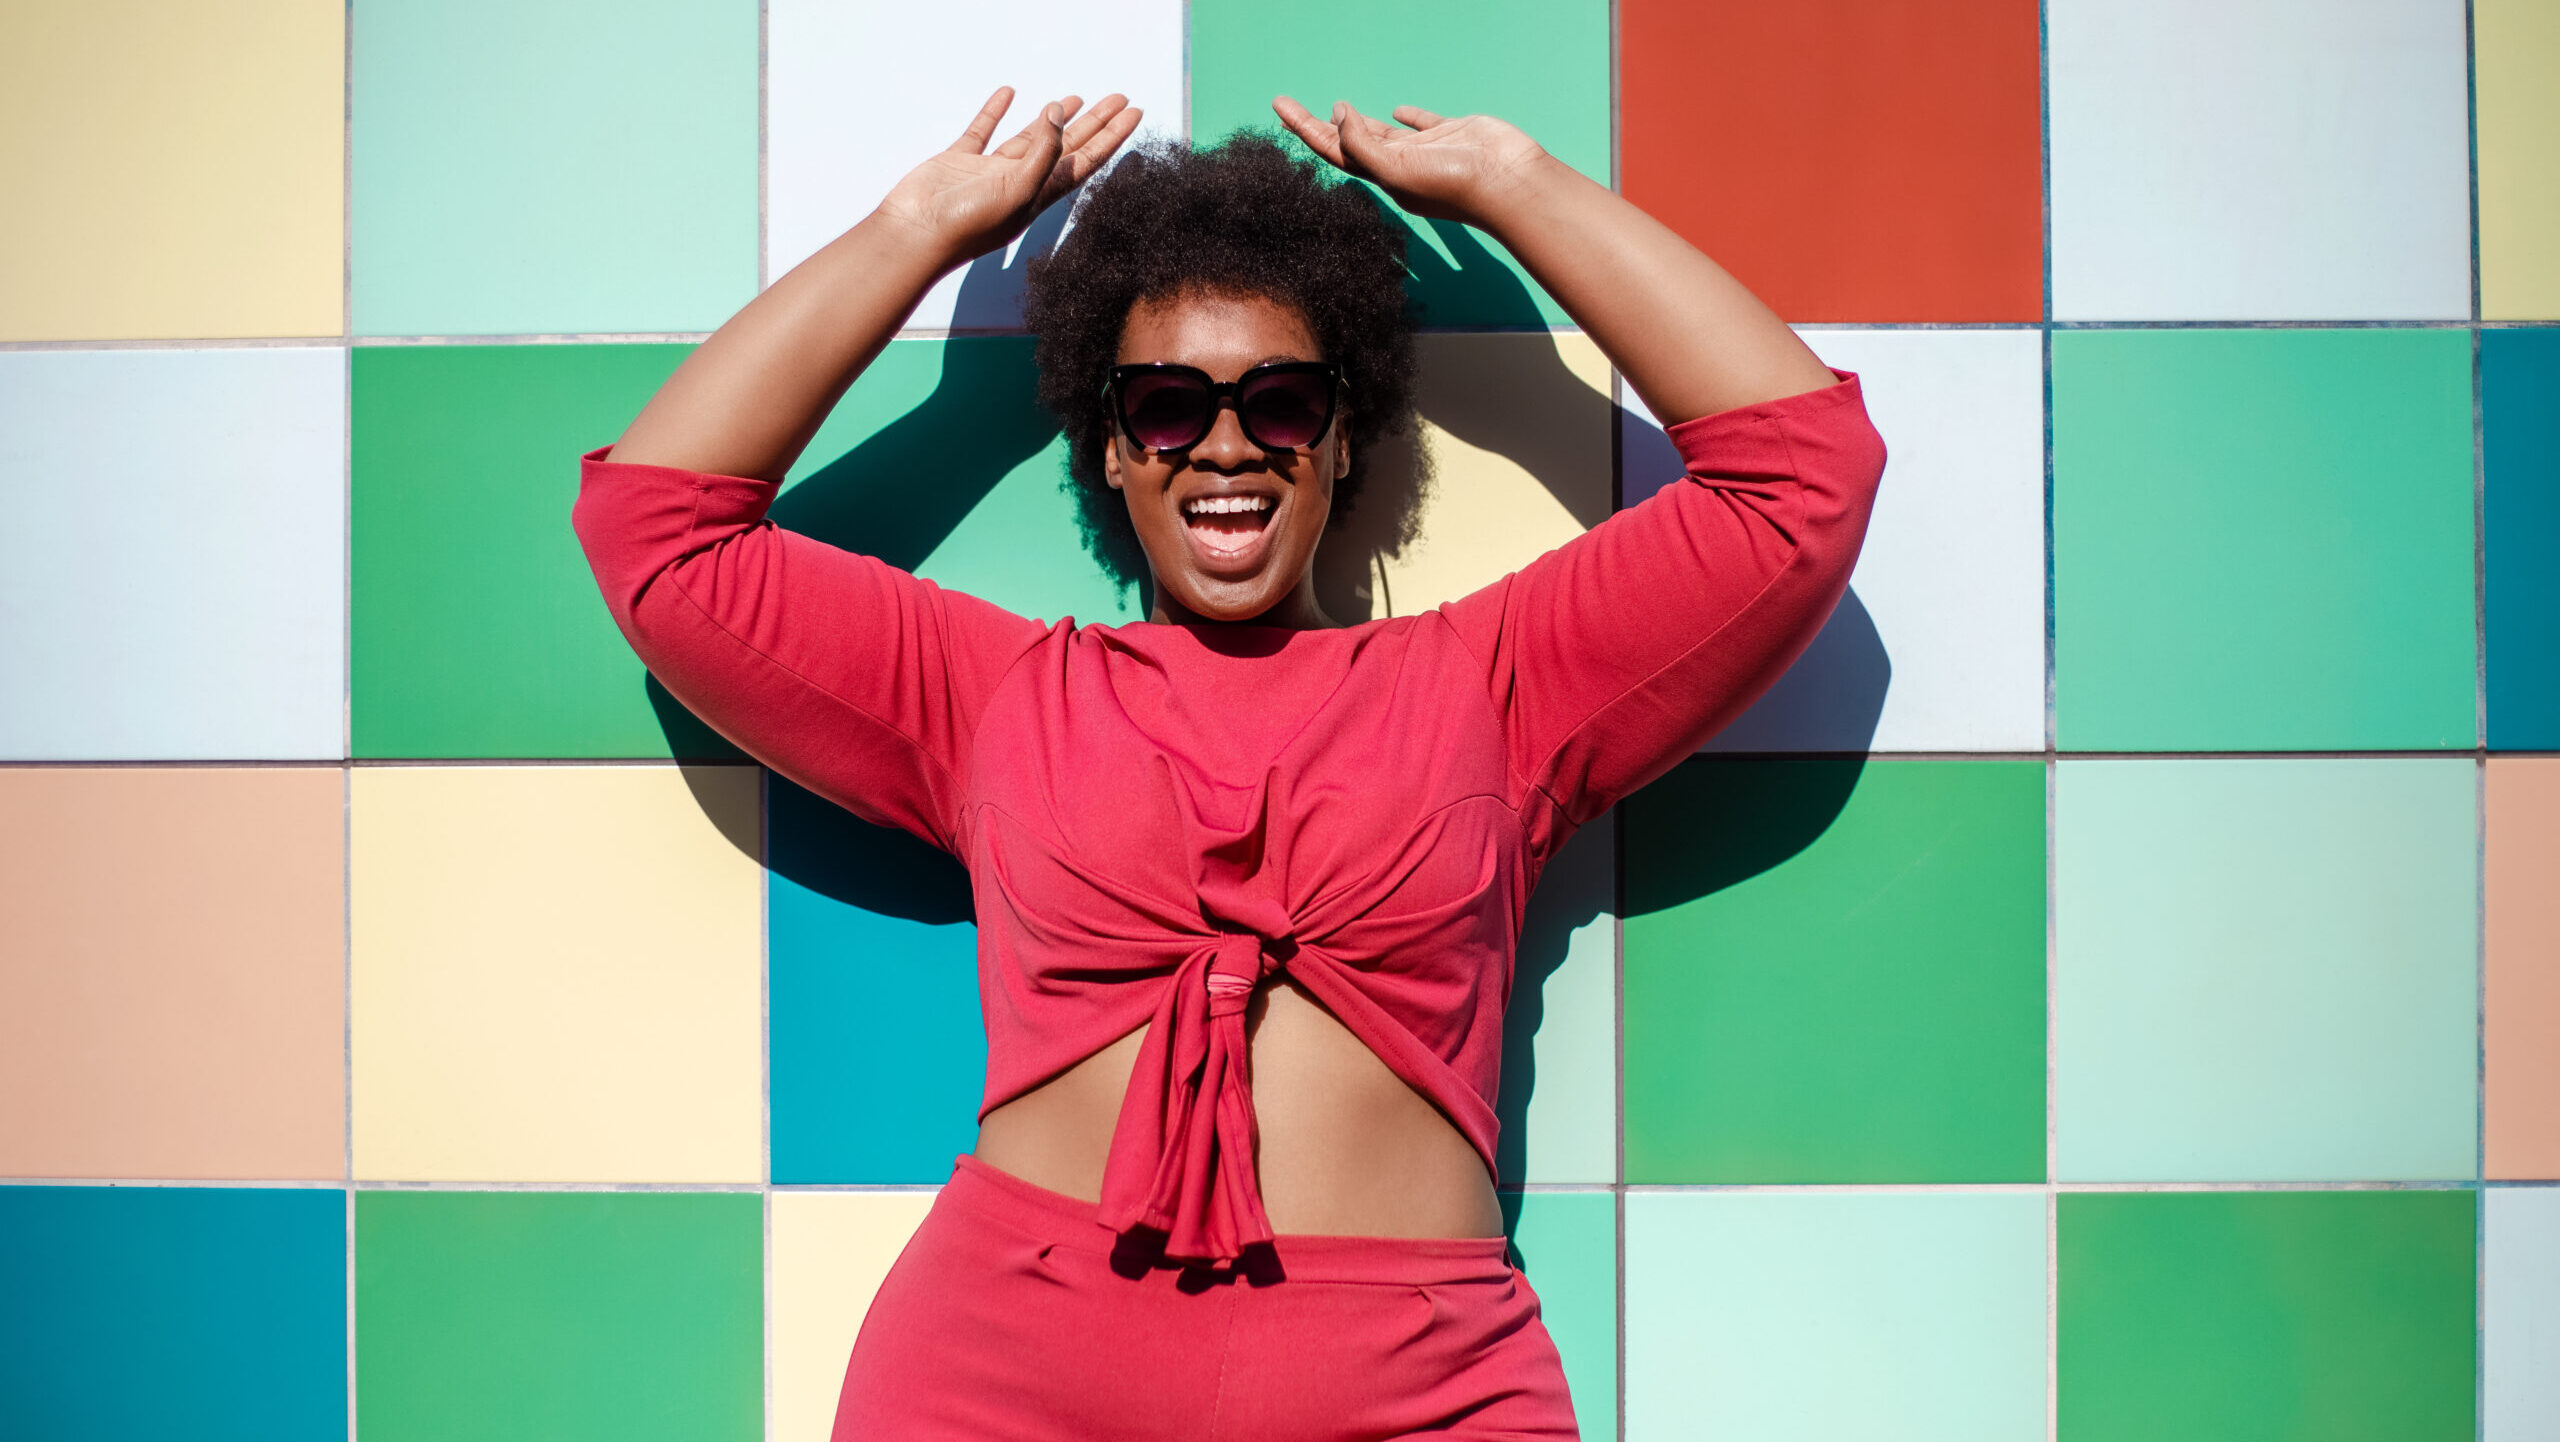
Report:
1272,97,1550,224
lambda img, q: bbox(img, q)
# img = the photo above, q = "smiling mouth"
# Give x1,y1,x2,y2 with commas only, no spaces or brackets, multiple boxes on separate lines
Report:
1181,493,1277,563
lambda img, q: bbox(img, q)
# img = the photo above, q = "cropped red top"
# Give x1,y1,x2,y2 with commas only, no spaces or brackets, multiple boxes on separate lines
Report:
574,369,1884,1263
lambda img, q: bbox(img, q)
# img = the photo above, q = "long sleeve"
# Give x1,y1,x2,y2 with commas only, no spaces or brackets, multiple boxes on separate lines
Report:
571,447,1050,854
1435,368,1885,850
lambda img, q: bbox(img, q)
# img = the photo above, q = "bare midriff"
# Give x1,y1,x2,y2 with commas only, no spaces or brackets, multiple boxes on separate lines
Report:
972,978,1506,1240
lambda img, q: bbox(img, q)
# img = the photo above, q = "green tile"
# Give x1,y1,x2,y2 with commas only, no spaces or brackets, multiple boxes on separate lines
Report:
352,343,740,759
783,337,1139,625
1189,0,1609,328
356,1190,760,1442
2060,1191,2476,1442
1627,1192,2047,1442
2054,328,2475,750
1623,759,2046,1183
1504,1192,1617,1442
1500,819,1617,1185
352,0,758,336
2055,759,2477,1182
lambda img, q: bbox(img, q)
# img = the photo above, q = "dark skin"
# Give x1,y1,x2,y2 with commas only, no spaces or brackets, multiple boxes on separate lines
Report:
611,88,1834,1238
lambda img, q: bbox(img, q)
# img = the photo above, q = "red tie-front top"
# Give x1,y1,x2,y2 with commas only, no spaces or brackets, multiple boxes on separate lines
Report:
573,369,1885,1263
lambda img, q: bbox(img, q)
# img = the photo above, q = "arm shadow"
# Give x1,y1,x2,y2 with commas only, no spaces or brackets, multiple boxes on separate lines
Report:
651,211,1072,909
1468,226,1892,1176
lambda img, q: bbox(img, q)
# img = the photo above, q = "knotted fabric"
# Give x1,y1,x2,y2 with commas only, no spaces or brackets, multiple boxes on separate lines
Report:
1098,895,1300,1263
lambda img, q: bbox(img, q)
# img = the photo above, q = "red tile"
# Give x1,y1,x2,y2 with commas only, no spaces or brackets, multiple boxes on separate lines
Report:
1621,0,2043,323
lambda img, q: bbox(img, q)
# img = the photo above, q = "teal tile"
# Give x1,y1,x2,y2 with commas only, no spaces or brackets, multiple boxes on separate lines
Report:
2056,760,2478,1181
356,1190,760,1442
1188,0,1609,328
783,337,1140,624
1623,760,2047,1184
768,774,983,1184
1505,1192,1617,1442
2486,326,2560,750
2061,1191,2476,1442
0,1186,346,1441
1626,1192,2047,1442
353,0,757,335
1500,818,1616,1184
2054,329,2475,750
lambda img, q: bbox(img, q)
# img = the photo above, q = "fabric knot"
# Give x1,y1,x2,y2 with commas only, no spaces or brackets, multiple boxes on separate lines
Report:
1204,930,1287,1017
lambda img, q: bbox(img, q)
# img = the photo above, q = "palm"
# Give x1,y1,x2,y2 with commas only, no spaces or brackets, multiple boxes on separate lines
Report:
1272,99,1544,223
879,88,1145,262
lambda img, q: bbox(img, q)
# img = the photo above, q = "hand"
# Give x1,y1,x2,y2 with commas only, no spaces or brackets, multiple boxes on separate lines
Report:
1272,97,1549,224
876,87,1144,264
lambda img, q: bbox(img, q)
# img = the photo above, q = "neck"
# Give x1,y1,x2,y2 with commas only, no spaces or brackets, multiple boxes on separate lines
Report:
1150,574,1336,630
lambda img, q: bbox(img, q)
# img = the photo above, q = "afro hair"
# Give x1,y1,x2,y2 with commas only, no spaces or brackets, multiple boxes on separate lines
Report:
1022,130,1420,587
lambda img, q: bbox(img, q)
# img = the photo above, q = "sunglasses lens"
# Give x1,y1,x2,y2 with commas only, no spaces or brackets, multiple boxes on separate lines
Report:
1120,373,1210,450
1240,370,1332,449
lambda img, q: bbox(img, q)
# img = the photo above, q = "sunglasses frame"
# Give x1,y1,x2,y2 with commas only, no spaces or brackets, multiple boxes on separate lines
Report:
1102,360,1345,455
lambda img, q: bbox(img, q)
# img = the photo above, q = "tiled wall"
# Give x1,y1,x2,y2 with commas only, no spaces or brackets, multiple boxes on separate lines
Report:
3,2,2555,1439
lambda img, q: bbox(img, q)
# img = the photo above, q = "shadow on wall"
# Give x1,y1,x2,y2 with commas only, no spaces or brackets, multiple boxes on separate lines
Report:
651,194,1895,1178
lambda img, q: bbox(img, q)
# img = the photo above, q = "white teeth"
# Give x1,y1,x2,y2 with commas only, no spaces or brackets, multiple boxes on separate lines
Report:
1183,494,1275,517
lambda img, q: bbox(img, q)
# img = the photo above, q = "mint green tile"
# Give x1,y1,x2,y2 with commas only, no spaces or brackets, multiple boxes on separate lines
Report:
1506,1192,1617,1442
356,1191,760,1442
782,337,1139,624
2060,1191,2476,1442
2055,760,2477,1181
2054,328,2475,750
1189,0,1609,327
1501,818,1617,1185
353,0,757,336
1624,760,2047,1183
352,343,742,758
1628,1192,2047,1442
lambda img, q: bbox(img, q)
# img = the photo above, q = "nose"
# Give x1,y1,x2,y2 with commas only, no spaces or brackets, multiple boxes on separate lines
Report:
1187,396,1259,472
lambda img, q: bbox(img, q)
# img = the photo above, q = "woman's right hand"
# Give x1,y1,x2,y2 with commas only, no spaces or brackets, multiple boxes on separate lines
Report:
875,87,1145,265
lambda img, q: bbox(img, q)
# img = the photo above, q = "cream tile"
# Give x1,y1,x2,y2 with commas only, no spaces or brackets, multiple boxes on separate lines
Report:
0,0,341,340
352,765,763,1182
770,1191,938,1442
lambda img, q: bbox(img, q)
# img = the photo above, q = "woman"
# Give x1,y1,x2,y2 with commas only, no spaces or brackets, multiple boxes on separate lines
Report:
578,87,1882,1441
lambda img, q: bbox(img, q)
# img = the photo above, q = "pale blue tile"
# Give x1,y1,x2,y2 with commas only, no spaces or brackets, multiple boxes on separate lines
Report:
1625,1191,2047,1442
0,348,345,760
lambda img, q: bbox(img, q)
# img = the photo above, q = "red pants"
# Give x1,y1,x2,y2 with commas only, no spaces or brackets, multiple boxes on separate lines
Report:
832,1155,1582,1440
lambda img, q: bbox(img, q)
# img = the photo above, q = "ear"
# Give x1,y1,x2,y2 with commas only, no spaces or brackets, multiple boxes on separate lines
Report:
1101,425,1127,491
1331,408,1353,482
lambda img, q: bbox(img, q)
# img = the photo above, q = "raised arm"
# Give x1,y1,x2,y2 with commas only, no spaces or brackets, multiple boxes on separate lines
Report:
1272,98,1836,423
1275,99,1883,843
614,88,1144,478
574,90,1142,847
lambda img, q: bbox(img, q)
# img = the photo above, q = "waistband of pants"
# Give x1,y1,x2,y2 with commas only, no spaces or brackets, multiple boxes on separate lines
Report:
943,1154,1518,1287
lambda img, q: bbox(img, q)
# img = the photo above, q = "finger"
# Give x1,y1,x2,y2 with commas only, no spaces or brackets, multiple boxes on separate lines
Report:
951,86,1015,154
1038,103,1143,209
992,99,1069,162
1390,105,1448,130
1272,94,1348,168
1330,101,1396,166
1059,93,1128,154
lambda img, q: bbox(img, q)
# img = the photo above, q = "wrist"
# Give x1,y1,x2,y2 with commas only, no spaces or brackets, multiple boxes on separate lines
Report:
852,205,977,279
1461,148,1576,235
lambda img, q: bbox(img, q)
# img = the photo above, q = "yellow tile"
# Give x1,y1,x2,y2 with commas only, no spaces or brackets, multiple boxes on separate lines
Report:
2480,0,2560,319
771,1191,937,1442
352,765,763,1182
1334,332,1616,616
0,1,343,340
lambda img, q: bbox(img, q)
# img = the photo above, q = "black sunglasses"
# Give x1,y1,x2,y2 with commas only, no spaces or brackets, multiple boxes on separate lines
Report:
1103,361,1344,454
